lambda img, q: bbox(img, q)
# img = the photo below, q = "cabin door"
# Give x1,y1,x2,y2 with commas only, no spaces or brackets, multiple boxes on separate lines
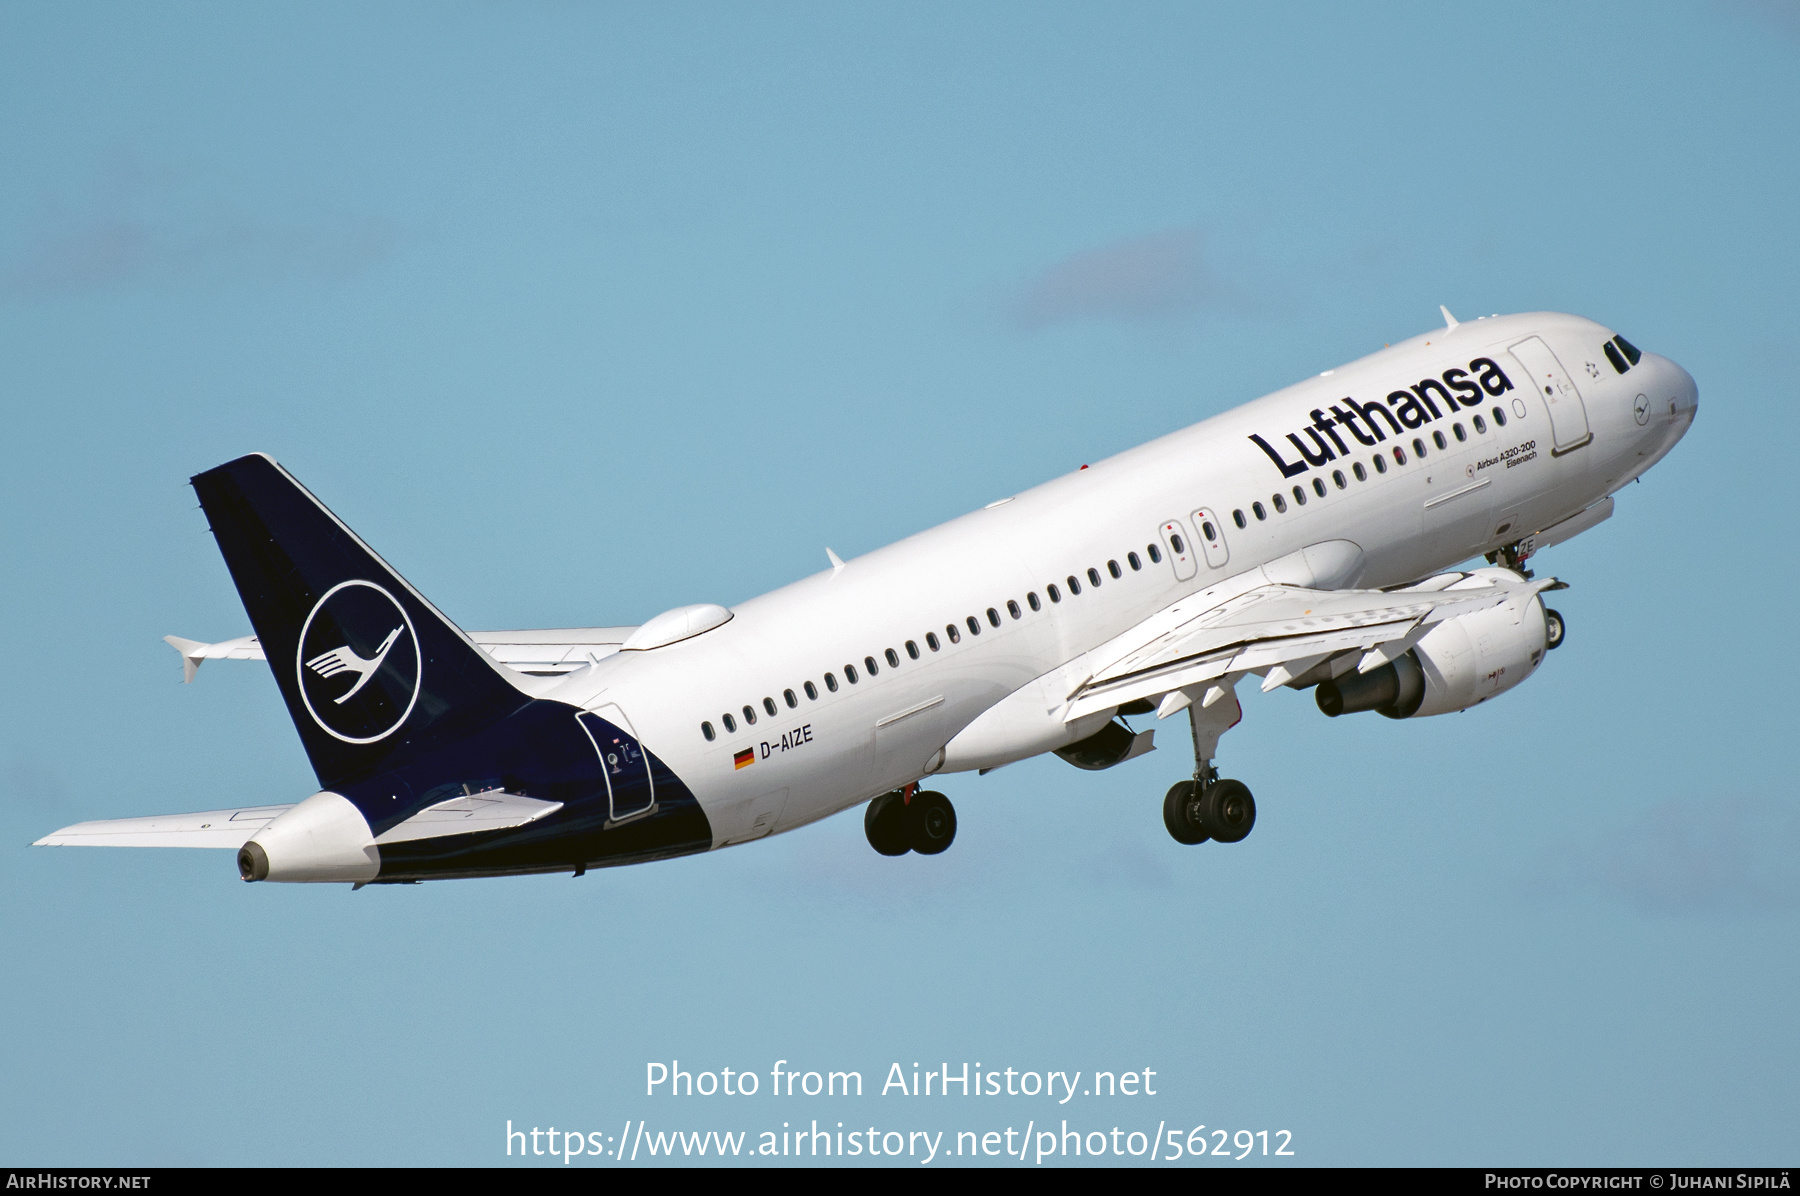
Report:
577,705,656,823
1508,336,1592,454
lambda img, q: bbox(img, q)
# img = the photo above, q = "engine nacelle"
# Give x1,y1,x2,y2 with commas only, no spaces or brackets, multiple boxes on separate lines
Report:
1317,572,1551,719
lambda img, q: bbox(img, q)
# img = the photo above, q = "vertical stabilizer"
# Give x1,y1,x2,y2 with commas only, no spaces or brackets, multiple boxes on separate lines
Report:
191,454,530,790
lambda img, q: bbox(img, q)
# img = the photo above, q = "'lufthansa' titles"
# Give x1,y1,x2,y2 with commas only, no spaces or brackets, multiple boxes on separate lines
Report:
1249,357,1515,479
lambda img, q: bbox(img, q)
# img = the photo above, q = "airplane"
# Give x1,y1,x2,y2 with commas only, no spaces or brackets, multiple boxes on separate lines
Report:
35,308,1697,885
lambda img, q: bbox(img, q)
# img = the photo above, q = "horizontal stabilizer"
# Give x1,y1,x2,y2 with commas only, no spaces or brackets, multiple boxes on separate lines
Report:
34,805,293,849
163,627,642,680
372,789,563,845
164,634,263,682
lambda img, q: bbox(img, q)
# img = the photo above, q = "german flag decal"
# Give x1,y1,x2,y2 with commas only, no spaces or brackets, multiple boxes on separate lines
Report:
733,748,754,770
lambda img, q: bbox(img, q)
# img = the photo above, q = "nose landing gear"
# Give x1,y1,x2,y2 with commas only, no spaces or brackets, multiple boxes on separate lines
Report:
865,785,957,856
1161,681,1256,846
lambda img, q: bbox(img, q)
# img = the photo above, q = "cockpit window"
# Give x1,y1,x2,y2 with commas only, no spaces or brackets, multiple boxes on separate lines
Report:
1604,341,1628,374
1614,335,1642,366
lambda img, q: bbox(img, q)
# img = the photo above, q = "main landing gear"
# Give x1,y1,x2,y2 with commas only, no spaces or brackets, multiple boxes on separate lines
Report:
865,784,956,856
1162,777,1255,845
1161,680,1257,847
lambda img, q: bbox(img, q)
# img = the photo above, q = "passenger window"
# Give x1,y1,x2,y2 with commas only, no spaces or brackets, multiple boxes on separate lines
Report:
885,648,899,667
743,704,757,725
825,673,838,692
987,607,1001,627
1432,430,1447,450
785,689,798,708
1200,521,1215,541
1232,510,1246,529
1394,447,1407,465
1147,543,1162,564
1007,599,1022,619
845,664,859,683
905,641,919,660
1604,341,1628,374
966,616,981,635
1128,552,1143,570
1374,454,1388,473
1312,478,1326,497
763,697,777,716
1087,567,1101,587
1453,423,1467,442
1108,560,1122,579
1492,406,1507,427
1353,461,1367,481
804,681,818,699
1271,493,1286,513
865,655,879,675
1292,485,1306,506
1067,575,1081,595
723,712,737,732
946,623,961,643
1028,591,1042,610
702,721,716,741
1473,414,1487,434
1412,437,1427,457
1169,534,1185,554
1047,584,1061,603
1615,335,1642,365
926,633,940,651
1332,470,1346,489
1253,501,1266,520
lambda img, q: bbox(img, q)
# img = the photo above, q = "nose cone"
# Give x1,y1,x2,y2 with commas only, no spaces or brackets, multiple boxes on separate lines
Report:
1632,354,1697,466
1664,355,1699,422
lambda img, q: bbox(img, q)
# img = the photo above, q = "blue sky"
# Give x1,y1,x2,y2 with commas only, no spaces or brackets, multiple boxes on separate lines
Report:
1,1,1795,1166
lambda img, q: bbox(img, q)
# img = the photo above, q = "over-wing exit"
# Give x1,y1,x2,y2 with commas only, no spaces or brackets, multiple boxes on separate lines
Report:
36,310,1697,884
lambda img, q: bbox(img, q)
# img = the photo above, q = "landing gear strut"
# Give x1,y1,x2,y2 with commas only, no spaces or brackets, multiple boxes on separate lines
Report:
1161,681,1256,846
865,785,957,856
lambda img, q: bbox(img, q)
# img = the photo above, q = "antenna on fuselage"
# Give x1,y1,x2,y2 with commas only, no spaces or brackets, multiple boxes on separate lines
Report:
1439,305,1460,330
826,547,846,575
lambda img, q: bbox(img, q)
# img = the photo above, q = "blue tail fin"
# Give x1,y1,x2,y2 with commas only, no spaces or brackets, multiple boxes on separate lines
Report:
191,454,531,790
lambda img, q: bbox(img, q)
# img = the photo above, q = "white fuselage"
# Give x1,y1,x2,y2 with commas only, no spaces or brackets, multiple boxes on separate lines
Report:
538,312,1696,849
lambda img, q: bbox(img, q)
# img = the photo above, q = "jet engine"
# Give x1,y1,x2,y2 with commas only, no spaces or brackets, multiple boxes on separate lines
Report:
1316,573,1557,720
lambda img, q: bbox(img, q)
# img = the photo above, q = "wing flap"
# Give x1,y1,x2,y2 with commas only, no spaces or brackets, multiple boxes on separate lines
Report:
34,805,293,849
1064,570,1554,722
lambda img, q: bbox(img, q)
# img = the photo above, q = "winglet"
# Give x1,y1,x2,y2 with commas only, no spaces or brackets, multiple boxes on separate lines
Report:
1439,305,1459,329
164,635,206,683
825,548,846,575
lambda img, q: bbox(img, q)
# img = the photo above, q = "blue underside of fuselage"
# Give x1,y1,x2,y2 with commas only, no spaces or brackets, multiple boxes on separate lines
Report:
334,698,713,882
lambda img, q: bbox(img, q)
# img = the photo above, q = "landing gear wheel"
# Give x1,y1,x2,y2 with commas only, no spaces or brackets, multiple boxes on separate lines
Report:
908,790,957,855
1162,780,1210,845
1198,779,1256,843
864,792,911,856
1544,608,1566,650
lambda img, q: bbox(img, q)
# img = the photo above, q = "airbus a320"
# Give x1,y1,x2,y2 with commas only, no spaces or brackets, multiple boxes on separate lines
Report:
36,309,1697,885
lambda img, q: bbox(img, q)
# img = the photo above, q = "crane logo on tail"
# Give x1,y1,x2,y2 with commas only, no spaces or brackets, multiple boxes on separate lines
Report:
306,626,402,704
296,580,421,744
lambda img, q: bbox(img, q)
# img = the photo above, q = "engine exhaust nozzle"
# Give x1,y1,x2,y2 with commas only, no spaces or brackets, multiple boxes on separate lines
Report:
1316,653,1425,720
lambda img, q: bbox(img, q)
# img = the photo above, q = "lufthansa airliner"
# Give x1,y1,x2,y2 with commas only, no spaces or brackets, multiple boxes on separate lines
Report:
36,309,1697,884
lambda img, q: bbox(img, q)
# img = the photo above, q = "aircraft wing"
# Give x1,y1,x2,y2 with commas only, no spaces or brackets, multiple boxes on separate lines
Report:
164,627,641,680
1064,569,1557,722
33,805,293,848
